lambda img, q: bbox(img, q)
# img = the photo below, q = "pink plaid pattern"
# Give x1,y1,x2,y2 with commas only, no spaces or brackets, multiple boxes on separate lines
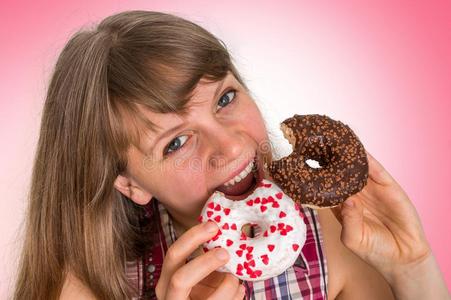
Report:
126,200,328,299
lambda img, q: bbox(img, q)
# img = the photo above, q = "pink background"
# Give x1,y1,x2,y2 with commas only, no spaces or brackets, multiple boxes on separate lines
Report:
1,0,450,297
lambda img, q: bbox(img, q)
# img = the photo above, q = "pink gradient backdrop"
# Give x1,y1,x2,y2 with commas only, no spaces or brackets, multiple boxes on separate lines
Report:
1,0,450,297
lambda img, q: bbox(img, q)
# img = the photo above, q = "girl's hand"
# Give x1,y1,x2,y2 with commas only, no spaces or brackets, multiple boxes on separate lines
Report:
331,150,431,279
155,221,245,300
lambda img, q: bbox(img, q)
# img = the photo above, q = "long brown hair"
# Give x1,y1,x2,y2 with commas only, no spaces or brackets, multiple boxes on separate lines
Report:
14,10,252,299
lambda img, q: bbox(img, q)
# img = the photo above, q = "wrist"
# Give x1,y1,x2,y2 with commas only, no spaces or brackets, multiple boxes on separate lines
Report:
384,252,449,300
384,248,432,284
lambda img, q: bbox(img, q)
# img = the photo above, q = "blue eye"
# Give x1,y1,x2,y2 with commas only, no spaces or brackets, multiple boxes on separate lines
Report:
163,135,189,156
216,89,237,110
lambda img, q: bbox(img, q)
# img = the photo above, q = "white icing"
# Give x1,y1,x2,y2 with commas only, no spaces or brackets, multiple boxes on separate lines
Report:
199,179,307,281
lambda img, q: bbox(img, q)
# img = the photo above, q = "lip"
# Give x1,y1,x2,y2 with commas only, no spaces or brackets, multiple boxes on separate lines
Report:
217,152,257,188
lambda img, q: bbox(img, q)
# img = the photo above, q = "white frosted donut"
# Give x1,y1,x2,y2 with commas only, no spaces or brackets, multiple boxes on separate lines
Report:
198,178,307,281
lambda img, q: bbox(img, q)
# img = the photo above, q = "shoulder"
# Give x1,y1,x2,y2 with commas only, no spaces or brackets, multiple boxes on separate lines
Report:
59,272,97,300
316,208,395,300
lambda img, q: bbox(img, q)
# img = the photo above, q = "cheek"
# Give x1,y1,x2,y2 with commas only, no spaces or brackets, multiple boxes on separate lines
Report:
243,102,269,142
162,163,208,197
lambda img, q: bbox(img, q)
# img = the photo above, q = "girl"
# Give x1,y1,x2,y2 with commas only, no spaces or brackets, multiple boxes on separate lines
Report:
13,10,448,300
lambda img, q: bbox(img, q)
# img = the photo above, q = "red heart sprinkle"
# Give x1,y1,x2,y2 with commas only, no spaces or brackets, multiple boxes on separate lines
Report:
272,202,280,208
254,197,261,204
246,246,254,253
267,196,275,202
207,211,213,218
262,197,268,204
263,231,269,237
214,204,221,211
208,202,215,209
249,259,256,267
246,200,254,206
292,244,300,251
239,244,247,250
279,211,287,218
270,225,277,233
214,215,221,223
268,244,275,252
275,192,283,199
231,223,237,230
254,270,262,277
286,225,293,232
222,223,229,230
240,232,247,240
223,208,231,215
280,230,287,236
236,250,243,257
246,253,253,261
260,205,267,213
226,239,233,247
277,223,285,230
261,254,269,265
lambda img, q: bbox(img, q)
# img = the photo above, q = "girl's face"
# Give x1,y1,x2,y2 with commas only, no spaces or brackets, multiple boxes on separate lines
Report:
115,71,271,227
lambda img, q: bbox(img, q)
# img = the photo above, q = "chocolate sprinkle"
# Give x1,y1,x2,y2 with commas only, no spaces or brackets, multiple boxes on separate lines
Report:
267,114,369,208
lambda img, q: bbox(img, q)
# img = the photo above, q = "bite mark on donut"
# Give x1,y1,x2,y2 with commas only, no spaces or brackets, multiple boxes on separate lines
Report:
267,114,369,208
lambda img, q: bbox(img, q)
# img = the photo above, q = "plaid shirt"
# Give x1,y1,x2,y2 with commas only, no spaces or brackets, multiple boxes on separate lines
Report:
126,200,328,299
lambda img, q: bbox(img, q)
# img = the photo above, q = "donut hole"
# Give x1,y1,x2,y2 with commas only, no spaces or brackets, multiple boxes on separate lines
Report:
241,223,263,238
305,158,322,169
304,138,333,169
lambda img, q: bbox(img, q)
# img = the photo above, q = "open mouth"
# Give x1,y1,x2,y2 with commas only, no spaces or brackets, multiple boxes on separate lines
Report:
215,154,264,201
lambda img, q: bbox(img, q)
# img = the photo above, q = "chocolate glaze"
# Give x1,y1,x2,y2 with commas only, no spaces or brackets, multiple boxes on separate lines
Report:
267,114,369,208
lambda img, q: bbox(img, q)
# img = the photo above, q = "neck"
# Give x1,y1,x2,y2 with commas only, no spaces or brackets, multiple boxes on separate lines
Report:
167,209,198,236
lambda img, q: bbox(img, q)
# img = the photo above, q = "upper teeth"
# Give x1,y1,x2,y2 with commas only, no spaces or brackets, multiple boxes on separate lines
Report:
223,160,255,187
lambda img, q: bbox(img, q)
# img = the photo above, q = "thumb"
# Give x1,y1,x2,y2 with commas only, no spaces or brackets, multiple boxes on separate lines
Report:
340,197,364,251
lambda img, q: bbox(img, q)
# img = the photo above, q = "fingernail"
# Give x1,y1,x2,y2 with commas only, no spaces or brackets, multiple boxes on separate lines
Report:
215,248,229,260
205,221,218,233
344,199,354,207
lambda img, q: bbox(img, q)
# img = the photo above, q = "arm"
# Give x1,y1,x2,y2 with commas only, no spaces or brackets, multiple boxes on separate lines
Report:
318,208,395,300
386,253,449,300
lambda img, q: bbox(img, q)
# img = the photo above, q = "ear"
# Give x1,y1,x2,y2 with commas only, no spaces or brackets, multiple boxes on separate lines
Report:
114,174,153,205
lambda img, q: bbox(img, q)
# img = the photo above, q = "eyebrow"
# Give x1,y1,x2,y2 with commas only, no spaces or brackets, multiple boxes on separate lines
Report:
148,75,229,153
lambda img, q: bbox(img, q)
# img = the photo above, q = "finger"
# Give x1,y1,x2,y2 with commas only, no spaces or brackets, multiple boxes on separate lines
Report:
198,271,227,289
340,197,364,251
208,273,241,299
165,247,230,299
190,283,216,299
158,221,219,293
366,150,395,186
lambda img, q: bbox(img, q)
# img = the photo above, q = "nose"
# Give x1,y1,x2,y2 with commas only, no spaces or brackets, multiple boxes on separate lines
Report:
207,123,245,169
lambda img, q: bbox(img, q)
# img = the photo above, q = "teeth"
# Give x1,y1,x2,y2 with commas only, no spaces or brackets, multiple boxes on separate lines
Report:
223,159,256,187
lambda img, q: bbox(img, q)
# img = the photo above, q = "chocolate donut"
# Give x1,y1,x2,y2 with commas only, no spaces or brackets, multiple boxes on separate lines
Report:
265,114,369,208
